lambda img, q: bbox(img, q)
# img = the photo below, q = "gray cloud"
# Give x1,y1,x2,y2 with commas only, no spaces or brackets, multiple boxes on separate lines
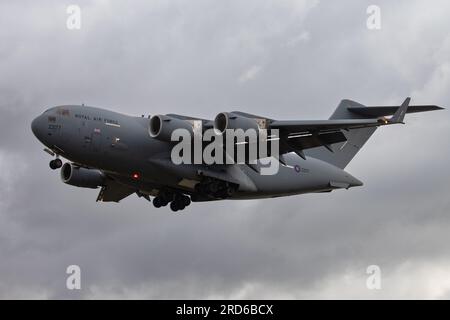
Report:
0,0,449,299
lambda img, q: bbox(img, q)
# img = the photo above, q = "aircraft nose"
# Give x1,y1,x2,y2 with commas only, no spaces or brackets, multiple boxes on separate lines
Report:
31,114,45,141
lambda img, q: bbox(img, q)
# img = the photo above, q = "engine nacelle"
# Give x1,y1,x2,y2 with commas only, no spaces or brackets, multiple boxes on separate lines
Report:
60,163,105,189
214,112,266,134
149,115,194,142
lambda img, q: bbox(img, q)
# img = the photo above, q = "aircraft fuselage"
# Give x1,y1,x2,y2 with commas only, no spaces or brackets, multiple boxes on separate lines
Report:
31,105,363,202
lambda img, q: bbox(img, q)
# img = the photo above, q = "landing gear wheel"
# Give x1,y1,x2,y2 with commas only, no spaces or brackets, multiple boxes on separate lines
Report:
177,201,186,211
49,159,62,170
170,195,190,212
54,158,62,168
49,161,57,170
170,201,179,212
209,181,219,193
153,197,162,208
174,196,185,211
183,196,191,207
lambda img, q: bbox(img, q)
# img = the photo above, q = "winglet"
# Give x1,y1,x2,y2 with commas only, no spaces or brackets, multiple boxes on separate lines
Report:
390,97,410,123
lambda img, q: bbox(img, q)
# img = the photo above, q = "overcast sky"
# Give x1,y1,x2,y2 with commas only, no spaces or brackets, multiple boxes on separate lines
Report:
0,0,449,299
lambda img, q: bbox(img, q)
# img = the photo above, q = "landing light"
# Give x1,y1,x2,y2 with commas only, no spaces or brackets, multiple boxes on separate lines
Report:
132,173,140,180
377,117,389,124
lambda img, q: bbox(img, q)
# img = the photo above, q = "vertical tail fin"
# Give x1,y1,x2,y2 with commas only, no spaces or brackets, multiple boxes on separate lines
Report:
389,97,410,123
305,98,442,169
305,99,378,169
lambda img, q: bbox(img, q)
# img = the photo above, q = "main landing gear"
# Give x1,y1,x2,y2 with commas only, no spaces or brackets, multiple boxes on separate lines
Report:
49,158,63,170
152,192,191,212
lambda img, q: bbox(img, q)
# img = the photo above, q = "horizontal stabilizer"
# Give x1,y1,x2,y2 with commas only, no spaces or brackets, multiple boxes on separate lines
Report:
348,104,444,118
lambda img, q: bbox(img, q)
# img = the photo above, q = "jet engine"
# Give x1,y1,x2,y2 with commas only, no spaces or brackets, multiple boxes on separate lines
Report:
60,163,105,189
149,115,194,142
214,112,267,134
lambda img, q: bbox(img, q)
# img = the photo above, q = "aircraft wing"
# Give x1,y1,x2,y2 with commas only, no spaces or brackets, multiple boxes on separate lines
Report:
164,98,443,161
270,97,412,133
166,113,214,127
166,113,210,122
96,178,135,202
270,97,446,133
271,118,390,156
269,98,413,157
271,118,389,132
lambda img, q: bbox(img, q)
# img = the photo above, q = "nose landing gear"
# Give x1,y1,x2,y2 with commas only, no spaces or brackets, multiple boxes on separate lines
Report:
43,148,63,170
49,158,63,170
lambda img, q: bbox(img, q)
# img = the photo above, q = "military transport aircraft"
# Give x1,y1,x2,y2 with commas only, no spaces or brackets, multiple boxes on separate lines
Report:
31,98,443,212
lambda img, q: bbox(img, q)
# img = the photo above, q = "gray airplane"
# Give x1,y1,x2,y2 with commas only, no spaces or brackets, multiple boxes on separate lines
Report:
31,98,443,211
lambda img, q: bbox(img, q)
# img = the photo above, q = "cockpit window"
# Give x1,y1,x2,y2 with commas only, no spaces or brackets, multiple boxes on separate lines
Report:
57,109,70,116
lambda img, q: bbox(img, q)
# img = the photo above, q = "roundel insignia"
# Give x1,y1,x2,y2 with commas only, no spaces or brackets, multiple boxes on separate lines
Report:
294,165,301,173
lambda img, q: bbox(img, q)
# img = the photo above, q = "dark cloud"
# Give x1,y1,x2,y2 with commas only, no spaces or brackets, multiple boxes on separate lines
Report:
0,0,449,299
